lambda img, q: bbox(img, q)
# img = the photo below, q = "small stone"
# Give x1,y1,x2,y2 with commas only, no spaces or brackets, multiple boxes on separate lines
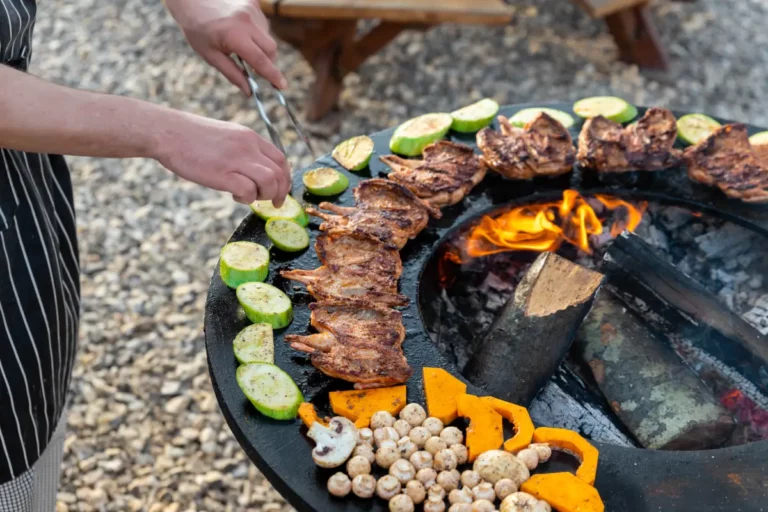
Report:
164,395,191,414
99,458,125,473
161,381,182,396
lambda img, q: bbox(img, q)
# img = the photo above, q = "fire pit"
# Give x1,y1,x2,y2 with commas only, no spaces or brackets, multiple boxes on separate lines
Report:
204,103,768,511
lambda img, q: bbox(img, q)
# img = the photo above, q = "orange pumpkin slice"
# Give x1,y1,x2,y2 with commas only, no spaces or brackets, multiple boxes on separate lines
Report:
482,397,534,454
456,394,504,462
521,472,605,512
298,402,327,429
423,367,467,425
533,427,599,485
328,386,407,429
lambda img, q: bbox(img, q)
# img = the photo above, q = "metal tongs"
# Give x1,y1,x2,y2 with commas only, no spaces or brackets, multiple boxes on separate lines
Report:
235,55,317,160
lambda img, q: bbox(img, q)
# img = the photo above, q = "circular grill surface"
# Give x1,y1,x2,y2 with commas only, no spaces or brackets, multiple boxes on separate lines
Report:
205,103,768,511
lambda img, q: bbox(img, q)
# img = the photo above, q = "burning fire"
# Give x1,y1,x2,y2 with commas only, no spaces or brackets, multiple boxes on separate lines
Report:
466,190,647,257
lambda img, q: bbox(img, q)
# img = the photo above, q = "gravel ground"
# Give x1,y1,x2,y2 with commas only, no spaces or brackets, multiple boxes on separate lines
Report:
28,0,768,510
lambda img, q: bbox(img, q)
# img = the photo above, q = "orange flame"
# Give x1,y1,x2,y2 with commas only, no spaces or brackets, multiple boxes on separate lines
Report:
466,190,647,257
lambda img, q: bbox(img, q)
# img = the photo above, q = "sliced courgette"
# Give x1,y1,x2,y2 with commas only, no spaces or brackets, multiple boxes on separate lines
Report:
233,323,274,364
236,281,293,329
509,107,575,129
219,241,269,289
677,114,722,145
250,195,309,227
236,362,303,420
332,136,374,171
450,99,500,133
389,113,453,156
265,217,310,252
573,96,638,123
302,167,349,196
749,131,768,147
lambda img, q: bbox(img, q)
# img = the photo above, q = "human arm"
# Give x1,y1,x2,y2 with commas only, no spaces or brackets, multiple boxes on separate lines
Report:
0,65,291,205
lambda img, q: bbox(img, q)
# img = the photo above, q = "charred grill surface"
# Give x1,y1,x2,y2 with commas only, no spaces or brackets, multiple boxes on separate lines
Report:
577,107,681,172
476,112,575,179
685,124,768,203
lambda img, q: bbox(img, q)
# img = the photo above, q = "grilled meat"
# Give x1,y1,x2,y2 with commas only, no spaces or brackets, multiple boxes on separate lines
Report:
577,107,681,172
305,179,441,249
476,112,575,179
685,123,768,203
280,229,408,306
285,300,412,389
381,141,486,208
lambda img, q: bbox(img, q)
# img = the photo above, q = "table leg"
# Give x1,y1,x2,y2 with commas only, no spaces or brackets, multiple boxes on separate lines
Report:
604,4,668,70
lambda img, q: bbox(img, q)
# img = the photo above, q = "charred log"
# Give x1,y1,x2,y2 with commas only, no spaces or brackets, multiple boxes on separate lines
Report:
603,231,768,396
576,290,735,450
465,252,604,406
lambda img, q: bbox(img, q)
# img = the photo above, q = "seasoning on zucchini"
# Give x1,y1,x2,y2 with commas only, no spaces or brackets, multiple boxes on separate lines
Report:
389,113,453,156
236,362,303,420
573,96,638,123
677,113,722,145
236,281,293,329
450,98,500,133
219,241,269,288
332,135,374,171
250,195,309,227
265,217,310,252
302,167,349,196
233,323,274,364
509,107,575,129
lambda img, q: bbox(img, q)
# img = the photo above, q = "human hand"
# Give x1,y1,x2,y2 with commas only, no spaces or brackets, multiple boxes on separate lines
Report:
165,0,287,93
154,112,291,206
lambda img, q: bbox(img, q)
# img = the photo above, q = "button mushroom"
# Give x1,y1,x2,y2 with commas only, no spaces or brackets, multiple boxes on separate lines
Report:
528,443,552,463
423,417,444,436
400,403,427,427
374,426,400,447
428,483,446,501
417,468,438,488
308,417,358,468
460,470,483,489
346,455,371,478
472,482,496,502
358,428,374,445
398,437,419,460
390,459,416,484
494,478,518,501
352,474,376,498
410,450,433,471
327,472,352,497
500,492,547,512
449,504,473,512
516,448,539,471
409,426,431,448
376,475,402,500
440,426,464,447
425,436,448,455
450,444,469,465
434,449,458,471
371,411,396,429
375,444,400,469
423,496,447,512
389,493,415,512
405,480,427,505
449,487,474,505
473,450,530,485
471,499,495,512
437,469,460,491
394,419,413,438
353,443,375,464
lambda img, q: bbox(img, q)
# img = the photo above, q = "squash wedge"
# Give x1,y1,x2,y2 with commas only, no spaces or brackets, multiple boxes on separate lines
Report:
328,386,407,429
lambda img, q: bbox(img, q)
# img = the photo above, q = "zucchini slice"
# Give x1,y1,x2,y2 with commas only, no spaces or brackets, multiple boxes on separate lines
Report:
265,217,310,252
236,362,303,420
573,96,638,123
219,241,269,288
509,107,575,129
233,323,274,364
389,113,453,156
236,281,293,329
250,195,309,227
302,167,349,196
332,136,374,171
749,131,768,146
450,98,500,133
677,114,722,145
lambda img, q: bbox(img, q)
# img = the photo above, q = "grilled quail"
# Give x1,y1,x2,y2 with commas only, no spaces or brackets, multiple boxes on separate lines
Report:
685,123,768,203
280,229,408,306
381,141,486,208
305,179,441,249
285,300,412,389
476,112,575,179
577,107,681,172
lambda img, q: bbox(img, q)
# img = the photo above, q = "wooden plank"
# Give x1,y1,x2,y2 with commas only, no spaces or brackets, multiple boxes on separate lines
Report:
276,0,514,25
572,0,647,18
259,0,279,15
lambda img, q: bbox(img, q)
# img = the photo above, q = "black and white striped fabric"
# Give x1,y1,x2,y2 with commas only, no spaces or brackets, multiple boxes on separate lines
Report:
0,0,80,490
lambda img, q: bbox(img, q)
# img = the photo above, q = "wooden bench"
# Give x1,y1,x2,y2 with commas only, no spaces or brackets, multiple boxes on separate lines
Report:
262,0,669,121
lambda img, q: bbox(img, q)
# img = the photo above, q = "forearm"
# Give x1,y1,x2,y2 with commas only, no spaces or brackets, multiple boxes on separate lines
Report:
0,65,184,159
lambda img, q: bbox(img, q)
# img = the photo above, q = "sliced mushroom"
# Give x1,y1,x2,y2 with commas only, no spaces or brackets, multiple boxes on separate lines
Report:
308,417,359,468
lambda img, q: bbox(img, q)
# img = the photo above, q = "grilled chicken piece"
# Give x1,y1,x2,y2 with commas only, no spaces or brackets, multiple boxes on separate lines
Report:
476,112,575,179
285,300,412,389
381,141,486,208
305,179,441,249
280,229,408,306
685,123,768,203
577,107,681,172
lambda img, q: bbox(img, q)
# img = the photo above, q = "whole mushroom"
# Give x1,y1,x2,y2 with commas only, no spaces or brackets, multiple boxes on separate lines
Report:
358,427,374,445
473,450,530,485
528,443,552,463
494,479,518,501
410,450,433,470
440,427,464,447
417,468,438,489
389,459,416,484
471,499,495,512
516,448,539,471
436,469,460,491
472,482,496,502
346,455,371,478
409,426,431,448
308,417,358,468
449,487,474,505
353,443,375,464
450,444,469,465
371,411,395,429
434,449,458,471
400,403,427,427
449,504,473,512
389,494,415,512
374,426,400,447
405,479,427,504
460,470,483,489
427,484,446,501
423,497,447,512
375,444,401,469
352,474,377,498
500,492,546,512
425,436,448,455
398,437,419,460
376,475,402,500
423,417,444,436
394,419,413,438
327,472,352,497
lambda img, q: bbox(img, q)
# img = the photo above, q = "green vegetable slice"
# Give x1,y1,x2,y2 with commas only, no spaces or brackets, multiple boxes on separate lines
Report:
677,114,722,145
236,362,303,420
573,96,638,123
265,217,310,252
250,195,309,227
509,107,575,129
233,323,274,364
219,241,269,289
389,113,453,156
450,99,500,133
332,136,374,171
236,281,293,329
302,167,349,196
749,131,768,146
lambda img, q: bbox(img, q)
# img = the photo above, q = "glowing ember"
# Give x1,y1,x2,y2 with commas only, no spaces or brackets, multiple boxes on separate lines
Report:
466,190,647,257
